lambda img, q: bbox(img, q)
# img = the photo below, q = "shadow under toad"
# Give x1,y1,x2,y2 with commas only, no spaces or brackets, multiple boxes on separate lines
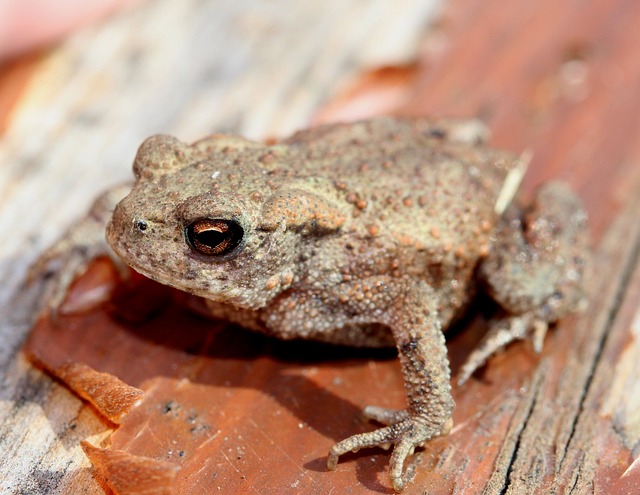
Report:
24,268,498,494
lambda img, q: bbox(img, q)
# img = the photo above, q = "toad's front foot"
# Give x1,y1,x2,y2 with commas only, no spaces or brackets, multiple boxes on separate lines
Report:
27,185,131,318
327,407,452,492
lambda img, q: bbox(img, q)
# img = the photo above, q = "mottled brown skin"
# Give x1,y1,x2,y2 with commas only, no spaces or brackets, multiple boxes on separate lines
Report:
39,117,589,492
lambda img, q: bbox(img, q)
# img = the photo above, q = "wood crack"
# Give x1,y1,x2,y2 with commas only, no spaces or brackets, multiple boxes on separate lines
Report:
554,187,640,491
558,230,640,471
482,363,547,495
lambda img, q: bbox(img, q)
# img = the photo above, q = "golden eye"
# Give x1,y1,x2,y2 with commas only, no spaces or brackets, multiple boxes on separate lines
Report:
185,218,243,257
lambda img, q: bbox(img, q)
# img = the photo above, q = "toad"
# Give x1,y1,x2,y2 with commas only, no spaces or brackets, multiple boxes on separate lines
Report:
36,117,589,492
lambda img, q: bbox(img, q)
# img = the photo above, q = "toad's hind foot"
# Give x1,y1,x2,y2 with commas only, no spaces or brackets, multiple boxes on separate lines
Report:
327,410,452,492
457,314,548,385
460,181,589,384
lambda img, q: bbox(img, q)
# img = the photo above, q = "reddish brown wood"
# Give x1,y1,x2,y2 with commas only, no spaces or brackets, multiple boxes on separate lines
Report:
0,53,41,133
82,442,179,495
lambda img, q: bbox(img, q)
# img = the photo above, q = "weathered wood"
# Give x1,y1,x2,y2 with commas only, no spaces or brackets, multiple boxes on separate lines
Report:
2,0,640,493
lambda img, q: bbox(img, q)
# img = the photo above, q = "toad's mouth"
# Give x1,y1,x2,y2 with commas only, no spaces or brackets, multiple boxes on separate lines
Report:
108,242,263,311
124,260,259,309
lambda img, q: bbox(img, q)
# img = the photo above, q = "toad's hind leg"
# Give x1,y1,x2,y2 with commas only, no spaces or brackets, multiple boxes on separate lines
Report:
459,182,589,385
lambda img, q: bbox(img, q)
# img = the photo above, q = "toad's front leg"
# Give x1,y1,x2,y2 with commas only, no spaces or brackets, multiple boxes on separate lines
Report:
329,278,453,492
264,277,454,492
28,184,132,317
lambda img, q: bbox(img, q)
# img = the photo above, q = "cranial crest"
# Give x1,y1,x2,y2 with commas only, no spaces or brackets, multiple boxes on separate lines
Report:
260,188,346,235
133,135,193,179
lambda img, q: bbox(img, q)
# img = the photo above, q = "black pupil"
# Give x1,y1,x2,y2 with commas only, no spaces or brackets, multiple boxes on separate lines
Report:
186,219,243,256
196,229,226,248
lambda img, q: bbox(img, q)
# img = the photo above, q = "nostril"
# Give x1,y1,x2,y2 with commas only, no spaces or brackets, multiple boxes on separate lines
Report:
134,219,148,232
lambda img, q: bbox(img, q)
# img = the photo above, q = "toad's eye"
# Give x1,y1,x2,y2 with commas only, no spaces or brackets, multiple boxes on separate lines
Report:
185,218,244,257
